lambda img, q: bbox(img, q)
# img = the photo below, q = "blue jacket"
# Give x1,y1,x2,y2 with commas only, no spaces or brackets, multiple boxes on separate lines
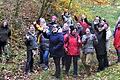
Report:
43,32,64,57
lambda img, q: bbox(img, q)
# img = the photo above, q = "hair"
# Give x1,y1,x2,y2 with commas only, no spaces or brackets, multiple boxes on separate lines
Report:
70,25,76,32
96,16,101,19
36,19,40,25
1,20,8,28
102,19,109,26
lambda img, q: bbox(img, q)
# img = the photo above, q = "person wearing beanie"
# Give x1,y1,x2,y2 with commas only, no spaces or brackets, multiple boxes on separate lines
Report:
48,16,58,32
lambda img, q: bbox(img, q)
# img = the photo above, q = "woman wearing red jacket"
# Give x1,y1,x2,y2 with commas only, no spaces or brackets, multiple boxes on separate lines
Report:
114,23,120,63
64,26,82,78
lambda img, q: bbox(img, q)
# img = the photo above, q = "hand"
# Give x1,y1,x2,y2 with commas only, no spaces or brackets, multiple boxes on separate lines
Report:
78,39,81,43
26,35,29,39
65,48,68,53
32,49,38,57
43,29,47,32
86,37,90,40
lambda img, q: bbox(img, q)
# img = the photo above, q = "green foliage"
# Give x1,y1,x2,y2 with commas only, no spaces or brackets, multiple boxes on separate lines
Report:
91,5,120,31
87,64,120,80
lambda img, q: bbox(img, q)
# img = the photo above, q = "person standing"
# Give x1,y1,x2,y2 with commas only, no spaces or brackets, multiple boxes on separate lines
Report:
82,28,98,73
114,23,120,63
0,20,11,63
101,19,112,52
62,23,70,70
94,21,109,72
64,26,82,78
43,24,64,79
25,25,38,74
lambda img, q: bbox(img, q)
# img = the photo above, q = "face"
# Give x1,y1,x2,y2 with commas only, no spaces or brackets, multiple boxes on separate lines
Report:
40,19,46,26
118,24,120,29
94,17,100,24
100,20,105,25
76,23,82,28
65,12,69,16
86,28,90,34
29,25,35,33
81,15,86,19
52,27,58,33
3,21,8,27
71,29,77,35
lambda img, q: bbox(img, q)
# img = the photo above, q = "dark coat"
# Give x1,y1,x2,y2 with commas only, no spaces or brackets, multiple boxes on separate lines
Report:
0,26,11,44
40,34,49,51
95,29,106,55
25,32,38,50
43,32,64,58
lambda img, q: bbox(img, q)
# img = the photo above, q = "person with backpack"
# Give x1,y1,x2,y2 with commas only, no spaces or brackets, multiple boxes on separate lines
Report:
62,23,70,70
25,25,38,75
64,26,82,78
0,20,11,63
114,22,120,63
43,24,64,79
82,28,98,73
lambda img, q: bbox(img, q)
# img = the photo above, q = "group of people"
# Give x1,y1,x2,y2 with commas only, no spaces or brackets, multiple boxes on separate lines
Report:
24,10,114,79
1,10,120,79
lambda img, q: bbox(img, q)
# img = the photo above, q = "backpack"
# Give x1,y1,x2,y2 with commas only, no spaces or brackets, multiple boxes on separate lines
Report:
65,33,79,46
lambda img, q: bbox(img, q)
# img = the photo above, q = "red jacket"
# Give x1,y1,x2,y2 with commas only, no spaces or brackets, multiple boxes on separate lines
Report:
79,21,90,32
114,28,120,50
64,33,82,56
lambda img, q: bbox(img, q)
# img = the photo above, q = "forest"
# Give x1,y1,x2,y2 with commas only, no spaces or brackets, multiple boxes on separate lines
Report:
0,0,120,80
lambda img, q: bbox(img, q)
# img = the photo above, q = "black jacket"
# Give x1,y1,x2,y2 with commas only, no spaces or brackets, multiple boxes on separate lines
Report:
95,29,107,55
0,26,11,43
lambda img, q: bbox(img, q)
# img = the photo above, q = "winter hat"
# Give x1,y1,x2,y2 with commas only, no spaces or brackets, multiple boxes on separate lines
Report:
70,25,75,31
51,16,57,21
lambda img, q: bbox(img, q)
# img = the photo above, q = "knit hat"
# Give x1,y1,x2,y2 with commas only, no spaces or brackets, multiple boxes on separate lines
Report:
51,16,57,20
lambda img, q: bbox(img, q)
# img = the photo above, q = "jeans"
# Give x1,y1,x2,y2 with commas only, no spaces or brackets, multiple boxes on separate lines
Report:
40,50,49,66
53,57,61,78
25,49,34,73
65,55,78,76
